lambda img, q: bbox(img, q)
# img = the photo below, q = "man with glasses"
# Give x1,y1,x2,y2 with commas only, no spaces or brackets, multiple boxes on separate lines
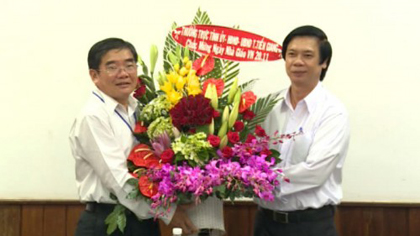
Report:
253,26,350,236
69,38,197,236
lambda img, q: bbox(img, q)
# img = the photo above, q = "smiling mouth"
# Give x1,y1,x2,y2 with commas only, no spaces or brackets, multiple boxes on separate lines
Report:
116,82,131,86
292,71,306,76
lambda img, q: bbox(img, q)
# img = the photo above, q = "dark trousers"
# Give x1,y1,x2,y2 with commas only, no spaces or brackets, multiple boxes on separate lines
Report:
75,203,160,236
253,206,338,236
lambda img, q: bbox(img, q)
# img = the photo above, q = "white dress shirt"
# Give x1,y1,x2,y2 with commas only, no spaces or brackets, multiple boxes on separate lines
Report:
256,82,350,211
69,88,174,224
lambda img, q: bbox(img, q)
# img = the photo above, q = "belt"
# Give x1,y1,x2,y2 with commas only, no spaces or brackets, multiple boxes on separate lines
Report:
260,205,335,224
85,202,119,214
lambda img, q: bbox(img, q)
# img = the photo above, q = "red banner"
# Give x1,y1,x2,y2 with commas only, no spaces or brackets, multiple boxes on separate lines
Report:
172,25,282,62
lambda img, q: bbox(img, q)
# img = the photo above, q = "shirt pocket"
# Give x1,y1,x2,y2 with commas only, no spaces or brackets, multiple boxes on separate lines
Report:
289,132,313,165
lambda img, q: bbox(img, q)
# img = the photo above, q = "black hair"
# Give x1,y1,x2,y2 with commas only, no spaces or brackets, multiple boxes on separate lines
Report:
87,38,138,70
282,25,332,81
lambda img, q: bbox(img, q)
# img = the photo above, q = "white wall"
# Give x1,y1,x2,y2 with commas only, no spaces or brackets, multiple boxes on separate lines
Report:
1,0,419,202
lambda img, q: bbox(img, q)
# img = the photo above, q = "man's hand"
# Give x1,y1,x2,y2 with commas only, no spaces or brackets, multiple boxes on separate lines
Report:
168,203,198,235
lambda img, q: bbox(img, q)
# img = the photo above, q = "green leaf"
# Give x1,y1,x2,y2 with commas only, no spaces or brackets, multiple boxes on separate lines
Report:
239,78,259,92
214,185,226,197
197,149,209,162
192,8,212,25
246,92,283,131
126,178,138,186
195,124,209,135
174,152,185,162
270,149,280,158
220,60,240,98
117,212,127,233
141,63,149,76
127,186,140,199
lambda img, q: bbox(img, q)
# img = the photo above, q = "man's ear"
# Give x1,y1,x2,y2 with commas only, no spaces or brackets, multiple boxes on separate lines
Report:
89,69,99,86
321,59,328,69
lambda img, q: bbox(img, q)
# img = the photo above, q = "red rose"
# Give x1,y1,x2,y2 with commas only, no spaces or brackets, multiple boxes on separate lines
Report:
207,135,221,147
134,121,147,134
233,121,244,132
227,131,240,144
260,149,272,157
160,149,175,164
221,146,233,158
255,125,267,137
239,91,257,113
242,109,256,121
134,78,146,99
169,95,215,131
245,134,256,143
213,110,220,118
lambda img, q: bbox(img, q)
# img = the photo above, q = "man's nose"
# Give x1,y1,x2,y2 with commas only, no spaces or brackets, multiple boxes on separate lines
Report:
117,67,130,76
292,56,304,66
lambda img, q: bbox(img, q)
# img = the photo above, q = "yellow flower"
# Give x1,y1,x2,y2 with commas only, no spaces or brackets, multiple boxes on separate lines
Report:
175,76,187,91
174,64,180,72
185,60,192,70
186,74,202,96
160,81,173,94
179,67,189,76
187,85,202,96
166,71,178,84
166,90,183,105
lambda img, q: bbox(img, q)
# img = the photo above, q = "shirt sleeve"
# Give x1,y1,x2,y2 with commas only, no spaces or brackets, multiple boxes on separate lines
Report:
74,114,176,222
280,112,350,196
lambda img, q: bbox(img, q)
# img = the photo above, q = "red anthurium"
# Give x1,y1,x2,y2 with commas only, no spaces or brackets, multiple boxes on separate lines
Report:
139,175,158,198
128,144,161,168
239,91,257,113
202,79,225,97
129,172,139,178
192,54,215,76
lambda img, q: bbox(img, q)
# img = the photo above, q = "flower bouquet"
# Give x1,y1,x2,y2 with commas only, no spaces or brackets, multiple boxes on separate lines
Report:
105,9,292,235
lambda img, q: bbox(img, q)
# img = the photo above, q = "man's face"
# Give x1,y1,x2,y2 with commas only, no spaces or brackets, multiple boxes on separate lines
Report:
90,48,138,105
284,36,327,87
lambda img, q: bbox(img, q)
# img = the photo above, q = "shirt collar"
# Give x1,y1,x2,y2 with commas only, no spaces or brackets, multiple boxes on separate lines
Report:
283,82,324,113
302,82,323,114
93,88,137,116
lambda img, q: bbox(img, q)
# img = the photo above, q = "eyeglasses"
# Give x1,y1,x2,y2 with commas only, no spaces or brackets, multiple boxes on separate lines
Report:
98,64,138,76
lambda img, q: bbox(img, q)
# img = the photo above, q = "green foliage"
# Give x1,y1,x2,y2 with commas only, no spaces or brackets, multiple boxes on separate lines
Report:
239,78,259,92
192,8,212,25
247,92,283,131
105,204,127,235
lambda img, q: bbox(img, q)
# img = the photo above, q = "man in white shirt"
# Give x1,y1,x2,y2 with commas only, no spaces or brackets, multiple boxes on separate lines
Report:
69,38,197,236
253,26,350,236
